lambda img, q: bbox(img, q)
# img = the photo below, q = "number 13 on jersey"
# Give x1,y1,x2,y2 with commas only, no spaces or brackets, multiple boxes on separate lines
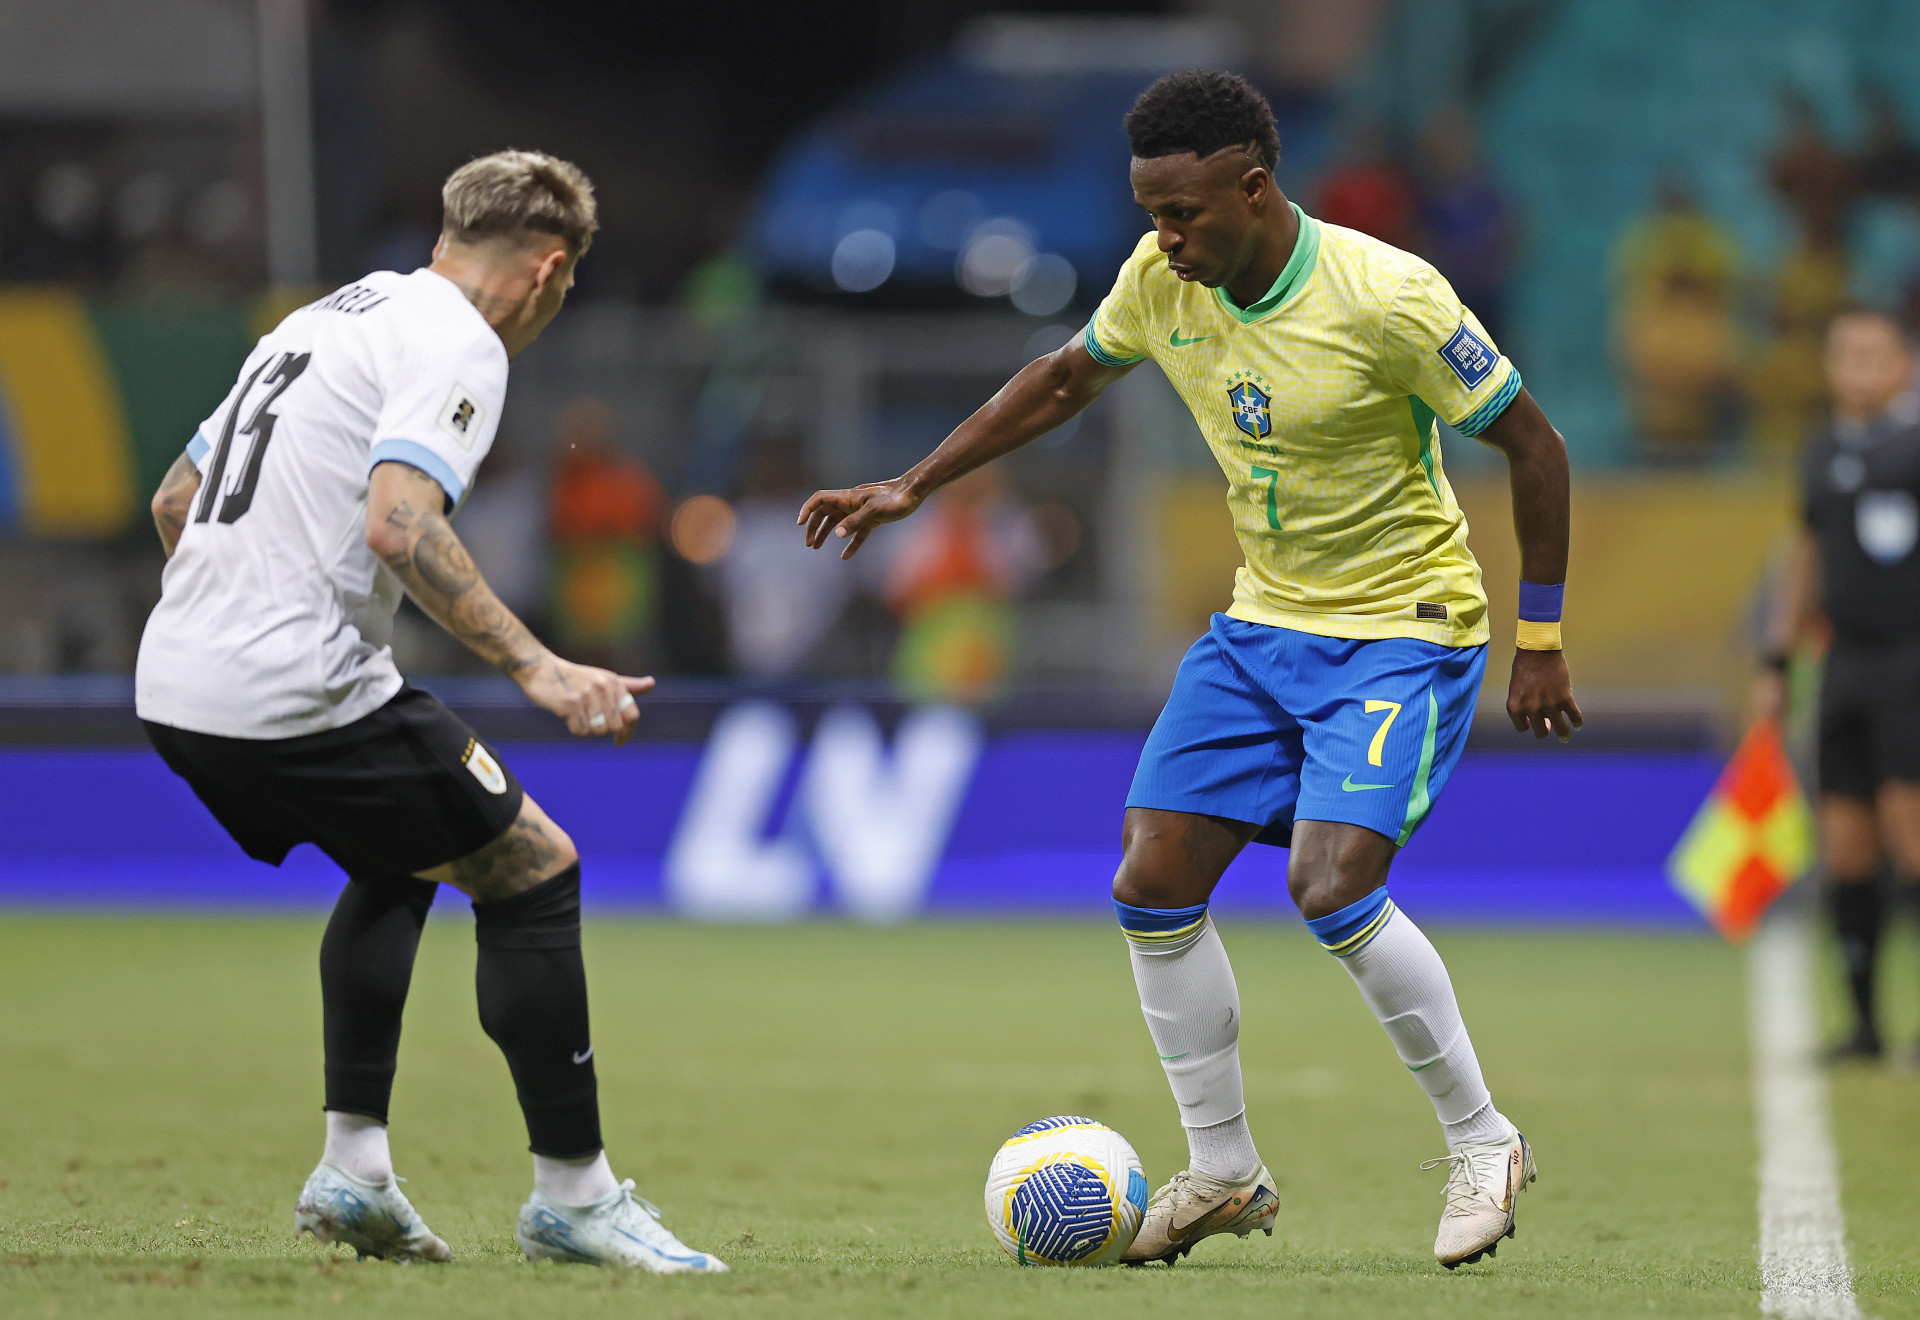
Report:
195,351,311,526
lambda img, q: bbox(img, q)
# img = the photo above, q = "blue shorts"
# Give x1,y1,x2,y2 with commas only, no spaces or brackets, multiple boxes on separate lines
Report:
1127,615,1487,848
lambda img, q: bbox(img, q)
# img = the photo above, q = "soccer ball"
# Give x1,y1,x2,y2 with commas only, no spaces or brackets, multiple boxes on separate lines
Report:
983,1115,1148,1266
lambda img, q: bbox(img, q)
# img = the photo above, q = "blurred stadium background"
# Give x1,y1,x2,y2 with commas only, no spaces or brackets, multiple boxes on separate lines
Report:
10,0,1916,921
3,3,1920,1314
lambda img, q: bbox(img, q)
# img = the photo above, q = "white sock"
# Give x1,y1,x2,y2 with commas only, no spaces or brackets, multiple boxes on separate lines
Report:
1118,905,1259,1176
1185,1112,1260,1184
323,1111,392,1184
1312,892,1500,1147
534,1150,618,1206
1444,1099,1514,1148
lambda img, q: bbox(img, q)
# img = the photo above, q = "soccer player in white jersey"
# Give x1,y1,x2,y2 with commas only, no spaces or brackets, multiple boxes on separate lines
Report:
136,151,726,1273
801,74,1581,1268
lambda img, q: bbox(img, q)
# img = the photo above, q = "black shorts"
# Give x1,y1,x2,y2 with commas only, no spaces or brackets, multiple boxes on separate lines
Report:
1818,640,1920,800
144,684,525,881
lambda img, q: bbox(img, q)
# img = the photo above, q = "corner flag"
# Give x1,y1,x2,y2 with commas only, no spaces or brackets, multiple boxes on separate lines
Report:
1666,719,1815,940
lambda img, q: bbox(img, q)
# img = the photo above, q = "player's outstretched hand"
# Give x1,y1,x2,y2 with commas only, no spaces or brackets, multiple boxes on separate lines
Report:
798,478,923,559
519,655,654,747
1507,649,1582,743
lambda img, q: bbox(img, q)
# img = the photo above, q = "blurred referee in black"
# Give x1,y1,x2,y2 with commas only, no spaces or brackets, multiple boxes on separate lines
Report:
1758,306,1920,1064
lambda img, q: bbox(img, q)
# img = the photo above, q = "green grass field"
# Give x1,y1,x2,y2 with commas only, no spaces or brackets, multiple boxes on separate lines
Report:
0,916,1915,1319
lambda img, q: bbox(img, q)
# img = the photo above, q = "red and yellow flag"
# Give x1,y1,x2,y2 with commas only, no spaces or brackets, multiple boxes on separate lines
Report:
1666,719,1816,940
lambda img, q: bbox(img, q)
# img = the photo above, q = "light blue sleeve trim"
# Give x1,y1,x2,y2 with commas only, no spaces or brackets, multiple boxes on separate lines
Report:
185,430,211,467
1452,367,1523,438
1083,320,1145,368
369,438,465,508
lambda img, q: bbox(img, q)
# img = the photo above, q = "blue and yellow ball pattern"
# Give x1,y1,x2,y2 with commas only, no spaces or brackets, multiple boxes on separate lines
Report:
984,1116,1148,1267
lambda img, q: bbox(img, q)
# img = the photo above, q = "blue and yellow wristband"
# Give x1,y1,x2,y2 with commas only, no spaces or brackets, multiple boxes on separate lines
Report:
1516,580,1563,652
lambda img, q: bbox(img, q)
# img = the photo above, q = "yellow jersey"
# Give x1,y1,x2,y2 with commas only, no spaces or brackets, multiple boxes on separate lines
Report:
1085,204,1520,648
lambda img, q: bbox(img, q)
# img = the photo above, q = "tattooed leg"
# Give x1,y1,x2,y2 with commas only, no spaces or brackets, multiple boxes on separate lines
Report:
416,795,578,902
449,795,603,1160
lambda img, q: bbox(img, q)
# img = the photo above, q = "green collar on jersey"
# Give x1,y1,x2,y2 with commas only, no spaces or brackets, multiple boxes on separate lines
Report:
1213,202,1321,324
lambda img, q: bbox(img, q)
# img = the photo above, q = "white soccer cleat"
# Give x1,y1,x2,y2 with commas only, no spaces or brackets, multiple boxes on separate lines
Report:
1424,1127,1535,1268
1121,1164,1279,1265
516,1179,730,1274
295,1158,452,1262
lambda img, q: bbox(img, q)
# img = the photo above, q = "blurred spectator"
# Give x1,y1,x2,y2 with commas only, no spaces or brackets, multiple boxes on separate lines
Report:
1750,97,1857,457
1316,118,1420,253
1750,245,1849,457
1611,178,1745,462
1770,91,1855,250
883,466,1046,702
1617,269,1746,461
1856,86,1920,201
680,246,763,336
1858,88,1920,337
2,160,115,284
456,442,548,628
709,436,855,677
1417,104,1513,343
546,398,666,668
1611,173,1740,298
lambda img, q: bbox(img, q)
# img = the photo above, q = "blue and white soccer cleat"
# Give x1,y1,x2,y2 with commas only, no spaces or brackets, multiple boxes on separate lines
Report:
1424,1127,1535,1268
294,1158,452,1262
516,1179,729,1274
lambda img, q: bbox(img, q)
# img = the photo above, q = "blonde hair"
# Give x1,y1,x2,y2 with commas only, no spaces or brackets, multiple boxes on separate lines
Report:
440,150,597,255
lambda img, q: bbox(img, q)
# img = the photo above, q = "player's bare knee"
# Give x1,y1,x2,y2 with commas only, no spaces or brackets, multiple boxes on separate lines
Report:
1112,861,1191,909
523,800,579,873
1288,867,1387,922
430,796,577,902
1114,810,1234,908
539,827,580,877
1286,867,1339,920
1112,846,1181,908
1287,823,1392,920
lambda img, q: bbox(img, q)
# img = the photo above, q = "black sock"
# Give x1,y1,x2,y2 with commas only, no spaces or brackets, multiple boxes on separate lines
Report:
320,876,438,1120
473,863,601,1158
1828,879,1884,1042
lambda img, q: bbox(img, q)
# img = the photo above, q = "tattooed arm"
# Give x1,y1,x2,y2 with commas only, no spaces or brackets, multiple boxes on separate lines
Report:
151,451,203,558
365,460,651,743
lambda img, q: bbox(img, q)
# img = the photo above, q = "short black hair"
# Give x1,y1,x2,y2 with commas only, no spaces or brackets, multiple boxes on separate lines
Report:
1124,71,1280,172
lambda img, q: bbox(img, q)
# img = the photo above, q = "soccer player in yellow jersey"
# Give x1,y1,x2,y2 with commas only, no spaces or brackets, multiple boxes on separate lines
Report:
800,72,1582,1269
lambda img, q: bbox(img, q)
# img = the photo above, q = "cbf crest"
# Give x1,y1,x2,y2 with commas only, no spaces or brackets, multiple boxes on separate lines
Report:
1226,373,1273,442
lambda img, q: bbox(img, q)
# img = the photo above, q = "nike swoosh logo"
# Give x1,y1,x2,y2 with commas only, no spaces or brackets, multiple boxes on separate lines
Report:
1159,1052,1190,1062
1169,328,1210,347
1341,774,1394,792
1168,1194,1247,1242
572,1047,594,1064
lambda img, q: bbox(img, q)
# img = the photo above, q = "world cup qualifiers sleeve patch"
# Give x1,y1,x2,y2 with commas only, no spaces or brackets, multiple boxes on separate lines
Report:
1438,321,1496,390
438,384,485,449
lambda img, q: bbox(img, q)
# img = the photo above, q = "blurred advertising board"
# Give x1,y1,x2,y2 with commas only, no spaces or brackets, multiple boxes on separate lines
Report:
0,699,1715,926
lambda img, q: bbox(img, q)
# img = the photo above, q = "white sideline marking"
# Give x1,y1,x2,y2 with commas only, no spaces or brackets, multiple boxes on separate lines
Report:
1750,918,1862,1320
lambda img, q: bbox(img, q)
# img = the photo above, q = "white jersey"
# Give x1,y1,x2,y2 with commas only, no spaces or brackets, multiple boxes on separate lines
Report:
136,268,507,739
